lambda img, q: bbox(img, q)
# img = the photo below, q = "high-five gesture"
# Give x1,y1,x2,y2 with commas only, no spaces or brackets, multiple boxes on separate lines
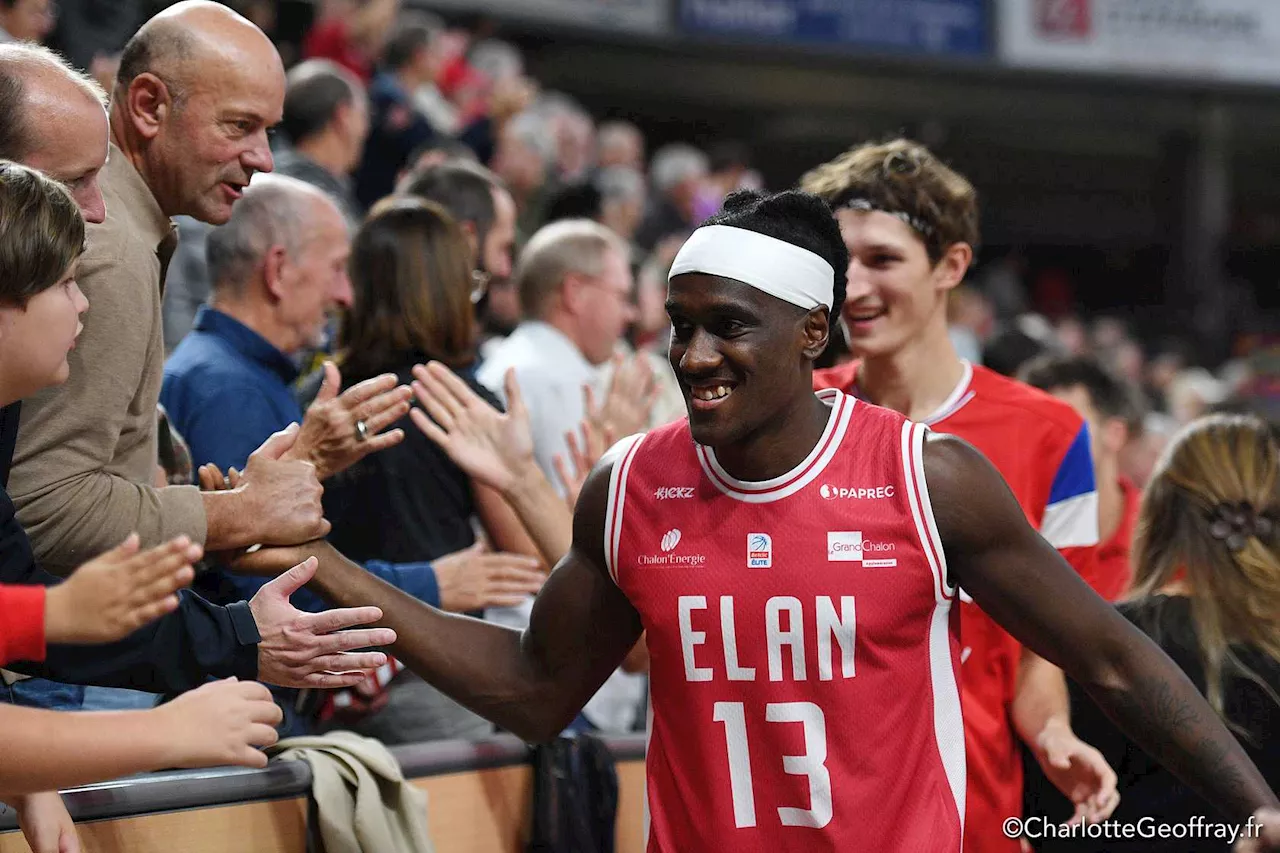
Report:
289,362,413,480
553,418,613,511
248,556,398,689
587,351,658,441
409,361,573,565
409,362,537,492
44,533,199,645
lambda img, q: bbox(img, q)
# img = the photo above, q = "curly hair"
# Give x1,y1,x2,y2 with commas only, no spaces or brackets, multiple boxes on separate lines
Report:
800,138,979,263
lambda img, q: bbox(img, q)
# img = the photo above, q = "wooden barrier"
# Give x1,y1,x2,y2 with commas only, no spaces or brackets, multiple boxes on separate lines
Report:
0,734,646,853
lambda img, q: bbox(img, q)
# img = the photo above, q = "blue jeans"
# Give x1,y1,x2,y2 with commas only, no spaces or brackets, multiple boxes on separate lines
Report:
80,686,158,710
4,677,85,709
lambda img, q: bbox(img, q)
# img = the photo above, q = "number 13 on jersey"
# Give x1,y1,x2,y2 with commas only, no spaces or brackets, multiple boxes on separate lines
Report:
714,701,833,829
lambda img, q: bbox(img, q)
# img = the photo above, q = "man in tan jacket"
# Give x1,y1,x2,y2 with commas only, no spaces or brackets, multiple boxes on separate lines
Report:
4,3,409,712
11,2,405,577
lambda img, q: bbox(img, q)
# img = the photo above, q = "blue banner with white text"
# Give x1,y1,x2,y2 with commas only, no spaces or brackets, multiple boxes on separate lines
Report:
679,0,990,57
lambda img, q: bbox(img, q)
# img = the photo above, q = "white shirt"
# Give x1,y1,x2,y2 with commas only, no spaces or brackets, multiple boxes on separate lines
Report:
477,321,605,497
477,320,646,732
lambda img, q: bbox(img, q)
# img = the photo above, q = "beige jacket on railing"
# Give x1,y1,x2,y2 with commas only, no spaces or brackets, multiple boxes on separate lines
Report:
269,731,435,853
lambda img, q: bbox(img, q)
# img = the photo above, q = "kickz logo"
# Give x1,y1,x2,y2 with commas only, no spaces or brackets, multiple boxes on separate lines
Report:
747,533,772,568
654,487,695,500
827,531,898,567
642,529,706,567
819,483,896,500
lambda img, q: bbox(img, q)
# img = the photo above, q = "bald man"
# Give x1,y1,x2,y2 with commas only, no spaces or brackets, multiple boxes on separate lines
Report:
5,2,402,711
0,43,110,491
0,18,403,718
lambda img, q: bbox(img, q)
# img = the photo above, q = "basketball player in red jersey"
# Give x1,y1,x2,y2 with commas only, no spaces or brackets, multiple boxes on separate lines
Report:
230,191,1279,852
800,140,1122,851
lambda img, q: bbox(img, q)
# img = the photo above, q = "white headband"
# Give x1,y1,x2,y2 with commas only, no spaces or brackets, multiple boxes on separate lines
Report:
668,224,834,310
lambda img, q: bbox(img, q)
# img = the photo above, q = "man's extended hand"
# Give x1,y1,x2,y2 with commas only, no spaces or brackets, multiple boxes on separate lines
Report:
409,362,537,494
1033,720,1120,825
248,556,397,689
289,362,412,479
236,423,330,545
44,533,198,645
433,540,546,612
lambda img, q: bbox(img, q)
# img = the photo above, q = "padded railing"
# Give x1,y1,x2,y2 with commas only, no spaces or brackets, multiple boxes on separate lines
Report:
0,733,647,850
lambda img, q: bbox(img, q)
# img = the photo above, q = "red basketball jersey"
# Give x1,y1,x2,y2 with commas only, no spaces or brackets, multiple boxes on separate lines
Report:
607,389,966,852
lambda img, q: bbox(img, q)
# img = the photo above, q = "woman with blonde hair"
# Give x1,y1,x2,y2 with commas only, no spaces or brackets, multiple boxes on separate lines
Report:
1037,412,1280,851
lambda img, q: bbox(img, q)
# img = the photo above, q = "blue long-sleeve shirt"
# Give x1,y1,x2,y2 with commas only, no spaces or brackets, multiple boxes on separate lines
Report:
161,307,440,611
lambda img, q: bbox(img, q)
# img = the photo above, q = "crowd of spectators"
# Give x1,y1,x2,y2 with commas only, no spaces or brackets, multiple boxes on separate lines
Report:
0,1,1278,851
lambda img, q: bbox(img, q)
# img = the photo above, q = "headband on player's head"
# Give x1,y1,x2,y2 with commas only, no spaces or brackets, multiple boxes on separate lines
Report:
667,224,834,311
837,197,935,239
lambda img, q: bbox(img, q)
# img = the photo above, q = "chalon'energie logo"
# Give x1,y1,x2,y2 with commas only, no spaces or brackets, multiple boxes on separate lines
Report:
661,529,682,552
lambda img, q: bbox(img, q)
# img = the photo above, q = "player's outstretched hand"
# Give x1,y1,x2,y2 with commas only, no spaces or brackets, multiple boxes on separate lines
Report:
1236,808,1280,852
44,533,199,645
410,361,538,493
1033,723,1119,825
153,678,282,770
249,557,398,689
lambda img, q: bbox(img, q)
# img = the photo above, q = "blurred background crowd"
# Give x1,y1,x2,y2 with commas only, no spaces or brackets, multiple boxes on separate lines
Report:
7,0,1272,479
1,0,1279,850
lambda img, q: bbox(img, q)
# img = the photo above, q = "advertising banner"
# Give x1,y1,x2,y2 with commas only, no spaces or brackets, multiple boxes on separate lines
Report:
679,0,990,57
414,0,668,35
999,0,1280,85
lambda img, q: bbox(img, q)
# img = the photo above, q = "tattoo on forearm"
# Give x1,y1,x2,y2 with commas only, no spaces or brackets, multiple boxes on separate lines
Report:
1101,667,1252,814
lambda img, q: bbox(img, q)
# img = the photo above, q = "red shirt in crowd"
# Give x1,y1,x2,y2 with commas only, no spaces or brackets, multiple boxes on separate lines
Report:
302,18,374,84
0,583,46,666
1088,475,1142,601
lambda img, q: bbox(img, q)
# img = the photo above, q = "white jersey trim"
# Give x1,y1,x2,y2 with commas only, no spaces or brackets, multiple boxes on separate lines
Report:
929,597,967,839
905,420,967,838
901,421,954,602
1041,490,1101,549
603,433,647,586
920,360,975,425
695,389,854,504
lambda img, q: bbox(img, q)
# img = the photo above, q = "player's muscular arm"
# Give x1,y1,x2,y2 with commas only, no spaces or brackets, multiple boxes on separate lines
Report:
300,457,644,743
925,433,1280,822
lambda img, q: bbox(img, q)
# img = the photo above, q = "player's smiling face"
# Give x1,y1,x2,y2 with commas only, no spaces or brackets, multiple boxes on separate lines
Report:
666,273,819,448
834,208,950,359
